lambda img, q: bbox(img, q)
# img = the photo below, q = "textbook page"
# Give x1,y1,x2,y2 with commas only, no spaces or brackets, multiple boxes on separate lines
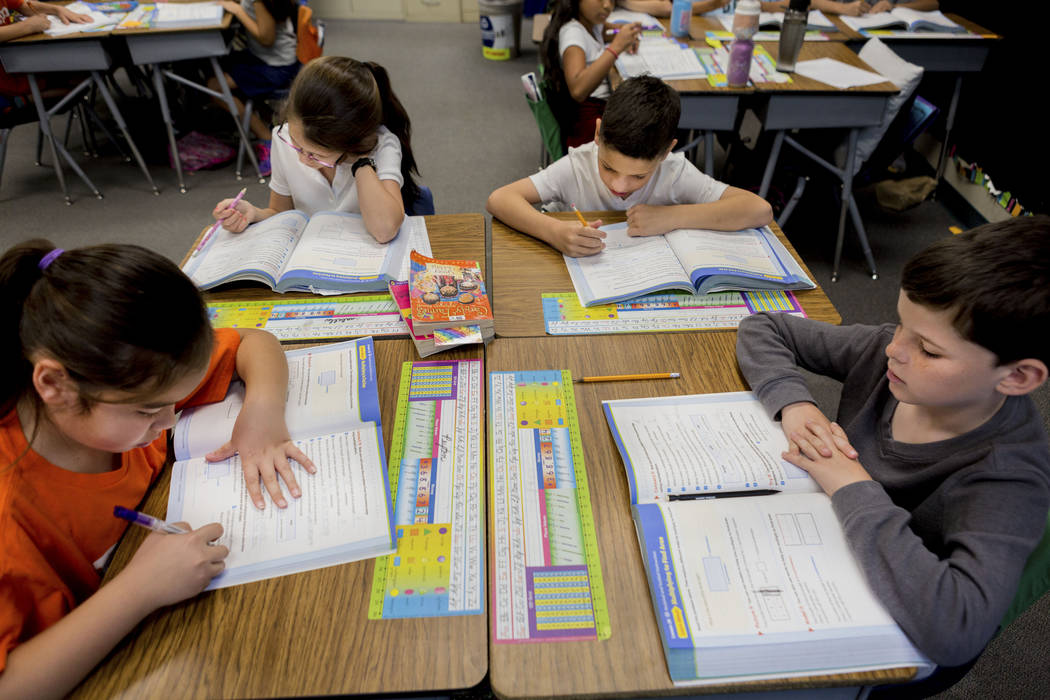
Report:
169,427,393,589
635,495,932,683
603,391,819,504
182,209,308,289
666,226,813,294
564,222,693,306
395,215,433,283
174,338,380,461
279,211,410,292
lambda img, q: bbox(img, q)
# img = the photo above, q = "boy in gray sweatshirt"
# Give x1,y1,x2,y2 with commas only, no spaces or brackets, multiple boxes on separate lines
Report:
736,217,1050,678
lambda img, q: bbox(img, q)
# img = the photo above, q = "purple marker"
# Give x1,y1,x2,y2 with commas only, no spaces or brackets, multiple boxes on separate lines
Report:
113,506,189,535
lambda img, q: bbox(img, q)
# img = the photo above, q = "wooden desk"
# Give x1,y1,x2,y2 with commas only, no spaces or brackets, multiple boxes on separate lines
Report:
72,338,487,699
490,211,840,338
190,213,487,307
486,335,914,699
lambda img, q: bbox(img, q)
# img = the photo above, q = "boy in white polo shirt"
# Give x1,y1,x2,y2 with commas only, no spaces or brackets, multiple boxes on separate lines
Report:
486,75,772,257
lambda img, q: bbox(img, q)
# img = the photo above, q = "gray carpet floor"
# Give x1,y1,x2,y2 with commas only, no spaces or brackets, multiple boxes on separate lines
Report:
0,16,1047,698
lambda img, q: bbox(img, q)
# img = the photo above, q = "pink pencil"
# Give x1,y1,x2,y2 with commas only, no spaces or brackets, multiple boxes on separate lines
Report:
193,187,247,257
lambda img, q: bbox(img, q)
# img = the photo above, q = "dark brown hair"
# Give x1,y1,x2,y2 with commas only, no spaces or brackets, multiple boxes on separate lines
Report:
901,216,1050,366
284,56,422,209
599,75,680,160
0,240,214,424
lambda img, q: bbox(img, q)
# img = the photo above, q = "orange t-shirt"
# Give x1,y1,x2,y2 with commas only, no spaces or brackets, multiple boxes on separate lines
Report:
0,328,241,673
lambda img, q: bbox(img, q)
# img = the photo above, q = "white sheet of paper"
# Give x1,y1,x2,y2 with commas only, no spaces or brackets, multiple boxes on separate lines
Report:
792,58,888,89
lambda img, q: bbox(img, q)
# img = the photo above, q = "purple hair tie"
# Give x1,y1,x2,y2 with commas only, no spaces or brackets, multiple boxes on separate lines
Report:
38,248,64,270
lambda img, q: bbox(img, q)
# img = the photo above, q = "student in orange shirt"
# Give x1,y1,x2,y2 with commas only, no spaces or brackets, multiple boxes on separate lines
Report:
0,240,315,697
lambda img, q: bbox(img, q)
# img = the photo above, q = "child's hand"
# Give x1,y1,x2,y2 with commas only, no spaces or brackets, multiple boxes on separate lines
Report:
555,219,606,257
56,7,93,23
206,401,317,510
213,197,255,232
780,402,858,460
610,23,642,56
866,0,892,13
120,523,228,609
22,14,51,33
837,0,869,16
626,204,676,238
781,442,872,497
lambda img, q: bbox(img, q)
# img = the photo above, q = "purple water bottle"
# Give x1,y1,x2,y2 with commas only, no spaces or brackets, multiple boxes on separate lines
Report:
726,0,759,88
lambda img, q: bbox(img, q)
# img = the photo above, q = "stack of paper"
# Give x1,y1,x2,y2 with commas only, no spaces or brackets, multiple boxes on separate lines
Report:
154,1,223,28
616,35,707,81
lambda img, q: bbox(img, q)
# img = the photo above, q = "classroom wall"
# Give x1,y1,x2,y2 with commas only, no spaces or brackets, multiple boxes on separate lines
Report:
311,0,479,22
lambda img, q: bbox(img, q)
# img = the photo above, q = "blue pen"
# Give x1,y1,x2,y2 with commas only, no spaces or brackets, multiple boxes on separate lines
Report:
113,506,190,535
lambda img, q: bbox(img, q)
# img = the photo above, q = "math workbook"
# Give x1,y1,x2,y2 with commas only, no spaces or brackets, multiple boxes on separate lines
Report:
488,370,610,643
169,338,394,589
369,359,486,618
602,391,933,684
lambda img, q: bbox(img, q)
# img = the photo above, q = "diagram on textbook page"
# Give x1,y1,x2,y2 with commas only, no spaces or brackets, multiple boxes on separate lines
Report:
489,370,610,643
369,359,485,618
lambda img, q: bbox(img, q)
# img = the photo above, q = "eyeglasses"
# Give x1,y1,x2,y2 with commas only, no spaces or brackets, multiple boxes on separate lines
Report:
277,125,341,169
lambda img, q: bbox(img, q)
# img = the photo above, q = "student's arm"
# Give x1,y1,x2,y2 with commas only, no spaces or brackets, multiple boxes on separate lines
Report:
625,185,773,237
486,178,608,258
693,0,731,13
204,329,317,510
811,0,867,16
21,1,92,24
354,168,405,244
618,0,672,15
760,0,789,11
213,191,294,232
0,14,50,40
0,524,227,700
868,0,939,12
219,0,276,46
562,25,641,103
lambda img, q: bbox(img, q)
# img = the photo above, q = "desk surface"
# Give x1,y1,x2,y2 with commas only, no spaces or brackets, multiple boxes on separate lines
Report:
72,338,488,699
9,5,231,42
491,212,840,338
486,335,914,699
751,40,898,93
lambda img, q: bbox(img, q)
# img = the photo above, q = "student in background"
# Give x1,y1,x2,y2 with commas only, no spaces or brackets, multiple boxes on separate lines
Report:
736,218,1050,690
487,75,772,257
541,0,642,150
0,241,315,697
212,56,420,243
616,1,731,17
208,0,301,176
1,0,90,109
811,0,939,17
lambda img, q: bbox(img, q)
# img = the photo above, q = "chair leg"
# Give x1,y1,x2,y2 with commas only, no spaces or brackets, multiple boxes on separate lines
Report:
0,127,10,192
847,193,878,280
236,98,253,179
777,175,808,228
35,122,44,166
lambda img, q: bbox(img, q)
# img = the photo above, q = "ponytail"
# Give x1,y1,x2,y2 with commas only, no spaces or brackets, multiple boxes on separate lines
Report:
285,56,422,211
0,240,214,422
540,0,584,134
364,61,421,209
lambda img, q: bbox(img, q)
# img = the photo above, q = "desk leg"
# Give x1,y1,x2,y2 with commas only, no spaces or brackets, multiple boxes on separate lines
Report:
151,64,186,194
705,131,715,178
934,74,963,188
832,129,859,283
209,57,262,181
27,74,102,204
759,130,785,200
91,71,159,195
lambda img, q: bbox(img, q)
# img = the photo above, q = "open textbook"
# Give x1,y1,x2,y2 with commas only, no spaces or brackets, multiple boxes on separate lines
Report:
717,10,836,32
841,8,966,34
602,392,934,685
168,337,394,589
565,223,814,307
182,211,431,294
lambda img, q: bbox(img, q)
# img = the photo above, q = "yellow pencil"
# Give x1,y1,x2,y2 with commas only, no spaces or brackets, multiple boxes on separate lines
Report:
571,203,588,227
575,372,681,383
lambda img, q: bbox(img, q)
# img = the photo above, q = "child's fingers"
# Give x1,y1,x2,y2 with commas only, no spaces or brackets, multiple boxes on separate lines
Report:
790,432,826,461
240,461,268,510
586,218,603,230
286,443,317,474
205,441,237,462
829,422,859,458
193,521,225,544
213,198,234,217
256,459,288,508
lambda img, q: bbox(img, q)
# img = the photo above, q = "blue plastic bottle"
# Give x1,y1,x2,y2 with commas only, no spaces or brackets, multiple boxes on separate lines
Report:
670,0,692,38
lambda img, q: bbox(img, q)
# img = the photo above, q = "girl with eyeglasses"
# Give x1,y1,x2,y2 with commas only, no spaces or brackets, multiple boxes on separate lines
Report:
211,56,421,243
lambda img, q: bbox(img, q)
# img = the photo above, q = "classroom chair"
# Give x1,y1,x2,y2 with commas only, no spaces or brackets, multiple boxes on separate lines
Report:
406,184,435,216
522,71,564,169
768,39,927,281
